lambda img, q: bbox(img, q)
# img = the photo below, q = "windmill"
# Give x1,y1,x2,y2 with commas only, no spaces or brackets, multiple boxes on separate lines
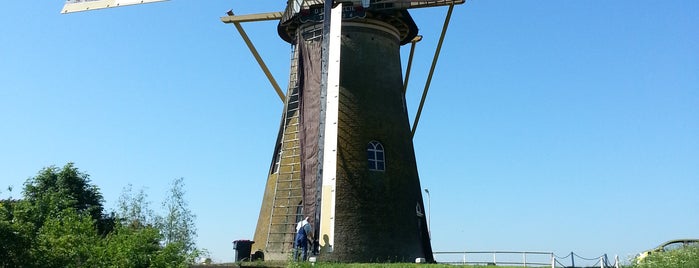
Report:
220,0,464,262
61,0,464,263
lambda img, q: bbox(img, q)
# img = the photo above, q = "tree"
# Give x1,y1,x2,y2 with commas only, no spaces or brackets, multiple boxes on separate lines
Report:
1,164,203,267
159,177,199,263
117,184,156,228
32,208,100,268
100,223,162,267
0,197,32,267
88,184,163,268
15,163,113,235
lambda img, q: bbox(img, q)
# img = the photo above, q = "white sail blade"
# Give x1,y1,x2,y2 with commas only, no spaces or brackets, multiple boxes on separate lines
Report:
61,0,168,14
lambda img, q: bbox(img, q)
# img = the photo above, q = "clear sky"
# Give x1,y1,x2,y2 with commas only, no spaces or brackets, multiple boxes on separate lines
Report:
1,0,697,264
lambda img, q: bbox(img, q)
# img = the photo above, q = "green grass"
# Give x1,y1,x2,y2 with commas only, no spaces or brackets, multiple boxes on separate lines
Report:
209,247,699,268
235,261,534,268
631,246,699,268
288,264,525,268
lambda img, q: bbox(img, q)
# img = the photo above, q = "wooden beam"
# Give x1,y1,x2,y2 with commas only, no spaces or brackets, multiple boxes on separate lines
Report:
230,21,286,102
220,12,283,23
373,0,465,10
412,4,455,137
403,35,423,93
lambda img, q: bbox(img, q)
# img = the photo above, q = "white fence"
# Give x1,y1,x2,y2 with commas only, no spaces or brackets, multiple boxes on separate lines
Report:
434,251,554,267
433,251,621,267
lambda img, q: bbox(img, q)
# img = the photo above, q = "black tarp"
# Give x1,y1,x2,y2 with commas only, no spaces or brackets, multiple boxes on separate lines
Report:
298,34,322,241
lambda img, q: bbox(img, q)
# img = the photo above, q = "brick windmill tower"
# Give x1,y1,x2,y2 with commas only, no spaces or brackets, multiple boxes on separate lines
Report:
59,0,463,263
221,0,464,262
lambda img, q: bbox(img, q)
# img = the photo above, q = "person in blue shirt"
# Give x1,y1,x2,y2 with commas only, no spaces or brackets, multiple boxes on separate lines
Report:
294,217,313,261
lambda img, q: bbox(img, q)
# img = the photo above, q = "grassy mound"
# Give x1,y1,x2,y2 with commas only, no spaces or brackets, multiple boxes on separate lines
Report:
633,246,699,268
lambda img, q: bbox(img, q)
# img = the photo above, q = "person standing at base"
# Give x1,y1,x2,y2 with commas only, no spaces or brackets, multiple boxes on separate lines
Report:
293,217,313,261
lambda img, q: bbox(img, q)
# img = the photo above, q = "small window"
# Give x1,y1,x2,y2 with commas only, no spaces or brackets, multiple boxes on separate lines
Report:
367,141,385,171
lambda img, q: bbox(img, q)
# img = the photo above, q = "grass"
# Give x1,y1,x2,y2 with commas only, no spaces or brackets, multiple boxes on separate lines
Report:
288,264,526,268
631,246,699,268
289,263,523,268
238,262,540,268
222,247,698,268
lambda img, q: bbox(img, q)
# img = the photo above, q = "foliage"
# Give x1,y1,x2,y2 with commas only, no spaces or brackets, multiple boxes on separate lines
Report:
32,208,100,268
159,177,199,263
633,246,699,268
14,163,114,235
117,184,157,228
0,163,202,268
99,223,162,267
0,198,32,267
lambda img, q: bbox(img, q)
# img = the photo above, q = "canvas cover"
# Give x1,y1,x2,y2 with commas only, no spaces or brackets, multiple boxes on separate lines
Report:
298,35,323,239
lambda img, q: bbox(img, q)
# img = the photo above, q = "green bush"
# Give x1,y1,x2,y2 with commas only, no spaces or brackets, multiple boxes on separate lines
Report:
1,164,203,268
633,246,699,268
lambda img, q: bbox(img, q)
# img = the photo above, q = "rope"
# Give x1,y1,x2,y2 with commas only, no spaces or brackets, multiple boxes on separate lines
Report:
555,258,569,268
554,252,611,268
573,252,605,261
554,252,573,259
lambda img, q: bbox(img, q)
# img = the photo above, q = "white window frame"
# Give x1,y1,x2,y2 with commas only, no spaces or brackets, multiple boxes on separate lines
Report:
367,140,385,171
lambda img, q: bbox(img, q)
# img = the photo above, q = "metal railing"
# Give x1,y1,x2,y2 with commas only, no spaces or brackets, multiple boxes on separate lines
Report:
434,251,621,268
435,251,554,267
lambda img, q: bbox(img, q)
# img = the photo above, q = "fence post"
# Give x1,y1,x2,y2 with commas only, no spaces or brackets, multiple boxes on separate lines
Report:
571,252,575,268
523,252,527,267
493,252,497,265
600,256,605,268
551,254,556,268
614,255,620,268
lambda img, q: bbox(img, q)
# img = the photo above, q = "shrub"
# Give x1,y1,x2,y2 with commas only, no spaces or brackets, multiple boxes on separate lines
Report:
634,246,699,268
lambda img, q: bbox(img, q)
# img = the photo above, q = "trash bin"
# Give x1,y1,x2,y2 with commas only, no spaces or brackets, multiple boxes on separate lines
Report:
232,240,254,262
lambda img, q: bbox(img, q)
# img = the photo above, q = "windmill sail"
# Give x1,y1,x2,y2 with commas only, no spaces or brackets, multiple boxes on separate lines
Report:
61,0,168,14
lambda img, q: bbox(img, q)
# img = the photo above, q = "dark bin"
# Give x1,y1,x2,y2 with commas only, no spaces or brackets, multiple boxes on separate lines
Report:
232,240,254,262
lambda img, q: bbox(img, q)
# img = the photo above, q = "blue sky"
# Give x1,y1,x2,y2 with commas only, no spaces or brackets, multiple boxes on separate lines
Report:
1,0,697,264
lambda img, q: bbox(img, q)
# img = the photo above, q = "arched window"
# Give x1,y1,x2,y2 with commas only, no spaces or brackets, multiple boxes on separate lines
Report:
367,141,385,171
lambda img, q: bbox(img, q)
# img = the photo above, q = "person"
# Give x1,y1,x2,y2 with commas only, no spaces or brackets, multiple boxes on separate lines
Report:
296,217,308,233
293,217,313,261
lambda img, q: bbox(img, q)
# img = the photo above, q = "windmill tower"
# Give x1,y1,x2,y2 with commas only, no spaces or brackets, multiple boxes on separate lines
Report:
59,0,463,263
223,0,464,262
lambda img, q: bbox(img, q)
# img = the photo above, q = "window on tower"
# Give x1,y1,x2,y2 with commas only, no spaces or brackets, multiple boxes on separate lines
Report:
367,141,385,171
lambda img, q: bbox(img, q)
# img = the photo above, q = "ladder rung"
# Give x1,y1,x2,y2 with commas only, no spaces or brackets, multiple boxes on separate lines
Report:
277,188,301,192
275,177,299,181
284,143,300,150
276,179,301,183
270,216,298,219
272,217,301,221
273,198,301,201
274,195,302,199
270,222,299,225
